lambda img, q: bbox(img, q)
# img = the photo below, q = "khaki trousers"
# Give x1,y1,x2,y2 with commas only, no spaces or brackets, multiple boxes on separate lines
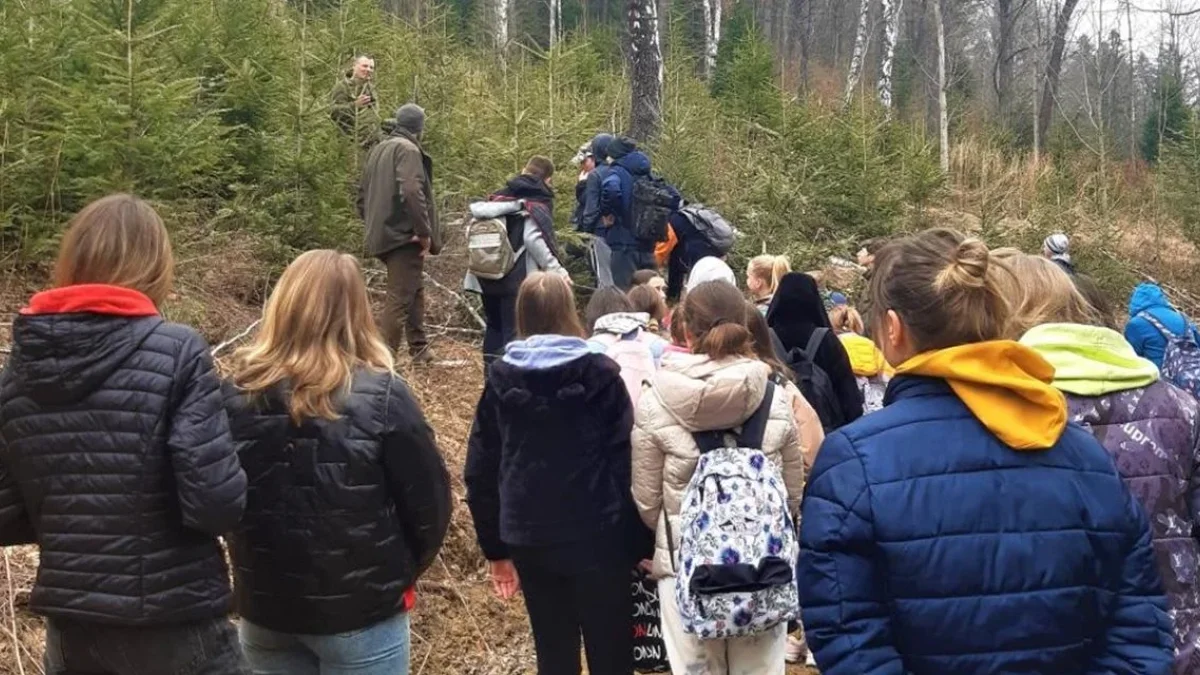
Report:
381,244,427,354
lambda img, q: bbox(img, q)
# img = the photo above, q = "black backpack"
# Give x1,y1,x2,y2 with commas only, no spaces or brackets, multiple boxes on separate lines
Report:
771,327,845,432
631,174,680,243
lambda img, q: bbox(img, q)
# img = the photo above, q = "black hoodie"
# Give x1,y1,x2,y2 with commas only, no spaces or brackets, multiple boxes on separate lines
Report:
0,284,246,626
767,273,864,427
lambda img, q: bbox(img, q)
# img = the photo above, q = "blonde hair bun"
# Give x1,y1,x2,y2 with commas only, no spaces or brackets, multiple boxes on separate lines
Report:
936,238,990,291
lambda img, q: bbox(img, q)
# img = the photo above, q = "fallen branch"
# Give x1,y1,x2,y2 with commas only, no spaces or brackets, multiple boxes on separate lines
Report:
211,319,262,357
437,556,495,656
1097,248,1200,317
428,324,484,336
415,643,434,675
4,549,27,675
423,273,486,329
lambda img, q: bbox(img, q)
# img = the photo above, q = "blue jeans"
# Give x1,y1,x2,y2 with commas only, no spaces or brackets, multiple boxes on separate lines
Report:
239,613,410,675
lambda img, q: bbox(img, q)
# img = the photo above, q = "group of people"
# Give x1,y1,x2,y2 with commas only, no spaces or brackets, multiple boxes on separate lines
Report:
462,223,1200,675
5,88,1200,675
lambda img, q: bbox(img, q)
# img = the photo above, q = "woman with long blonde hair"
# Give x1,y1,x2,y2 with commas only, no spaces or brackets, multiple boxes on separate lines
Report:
225,250,451,675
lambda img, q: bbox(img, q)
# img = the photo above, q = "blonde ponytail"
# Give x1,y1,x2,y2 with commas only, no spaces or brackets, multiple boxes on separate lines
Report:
748,254,791,296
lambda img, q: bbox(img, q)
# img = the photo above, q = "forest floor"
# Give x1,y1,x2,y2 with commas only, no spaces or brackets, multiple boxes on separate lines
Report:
0,233,818,675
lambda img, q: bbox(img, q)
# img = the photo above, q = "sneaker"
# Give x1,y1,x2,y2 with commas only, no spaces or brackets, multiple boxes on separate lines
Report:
785,635,807,664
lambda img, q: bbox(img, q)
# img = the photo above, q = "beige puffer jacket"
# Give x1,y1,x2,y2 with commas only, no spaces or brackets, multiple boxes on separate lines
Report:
631,355,812,578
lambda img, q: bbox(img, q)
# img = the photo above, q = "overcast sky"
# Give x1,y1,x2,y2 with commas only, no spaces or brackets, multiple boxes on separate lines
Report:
1077,0,1200,54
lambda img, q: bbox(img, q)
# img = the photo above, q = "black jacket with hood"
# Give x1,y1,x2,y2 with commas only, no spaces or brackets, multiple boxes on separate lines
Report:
464,336,651,571
223,369,452,635
767,273,864,427
0,284,246,626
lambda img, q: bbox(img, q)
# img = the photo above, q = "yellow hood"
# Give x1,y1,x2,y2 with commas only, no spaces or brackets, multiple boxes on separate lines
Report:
839,333,892,377
896,341,1067,451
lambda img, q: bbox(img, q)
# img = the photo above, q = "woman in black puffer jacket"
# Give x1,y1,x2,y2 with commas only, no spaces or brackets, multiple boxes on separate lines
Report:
0,194,249,675
224,250,451,675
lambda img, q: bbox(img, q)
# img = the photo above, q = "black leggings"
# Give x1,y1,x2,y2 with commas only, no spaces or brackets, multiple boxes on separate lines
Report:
481,293,518,367
511,547,633,675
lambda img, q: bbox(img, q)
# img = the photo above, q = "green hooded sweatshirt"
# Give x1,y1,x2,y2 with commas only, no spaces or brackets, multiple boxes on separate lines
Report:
1019,323,1159,396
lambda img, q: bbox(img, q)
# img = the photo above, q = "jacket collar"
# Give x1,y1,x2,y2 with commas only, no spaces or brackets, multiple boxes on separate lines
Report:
884,375,952,406
390,128,425,151
21,284,159,317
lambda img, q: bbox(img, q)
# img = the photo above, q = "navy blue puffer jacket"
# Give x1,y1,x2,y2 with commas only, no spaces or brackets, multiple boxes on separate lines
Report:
0,285,246,626
799,375,1174,675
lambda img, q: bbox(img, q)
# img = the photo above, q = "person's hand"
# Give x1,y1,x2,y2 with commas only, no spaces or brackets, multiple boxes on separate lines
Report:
637,559,654,574
601,215,615,227
355,94,372,107
412,236,431,258
489,560,520,600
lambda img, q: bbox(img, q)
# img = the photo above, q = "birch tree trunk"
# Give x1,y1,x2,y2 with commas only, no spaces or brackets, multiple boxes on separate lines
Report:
494,0,509,50
712,0,722,73
933,0,949,172
877,0,905,113
1126,0,1136,159
844,0,872,106
702,0,714,79
550,0,560,48
1036,0,1080,151
629,0,664,142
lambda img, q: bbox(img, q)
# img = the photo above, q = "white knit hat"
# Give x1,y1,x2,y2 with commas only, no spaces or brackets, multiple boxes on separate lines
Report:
684,257,737,294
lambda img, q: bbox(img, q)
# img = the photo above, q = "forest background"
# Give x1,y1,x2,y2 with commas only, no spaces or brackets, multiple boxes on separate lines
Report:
5,0,1200,304
3,0,1200,673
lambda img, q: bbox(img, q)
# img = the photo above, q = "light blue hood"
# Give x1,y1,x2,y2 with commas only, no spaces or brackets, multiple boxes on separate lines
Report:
502,335,592,370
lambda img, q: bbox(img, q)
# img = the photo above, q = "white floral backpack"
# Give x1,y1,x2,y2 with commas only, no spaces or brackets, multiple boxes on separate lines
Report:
667,382,800,640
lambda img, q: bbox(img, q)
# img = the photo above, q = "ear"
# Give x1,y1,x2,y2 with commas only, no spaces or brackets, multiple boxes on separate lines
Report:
885,310,904,350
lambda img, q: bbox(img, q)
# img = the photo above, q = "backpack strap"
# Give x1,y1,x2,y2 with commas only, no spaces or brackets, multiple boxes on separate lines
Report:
804,328,829,361
768,328,789,364
1138,311,1179,339
691,381,776,454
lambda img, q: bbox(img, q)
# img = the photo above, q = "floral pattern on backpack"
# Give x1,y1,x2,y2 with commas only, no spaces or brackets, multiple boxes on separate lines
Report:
668,382,800,640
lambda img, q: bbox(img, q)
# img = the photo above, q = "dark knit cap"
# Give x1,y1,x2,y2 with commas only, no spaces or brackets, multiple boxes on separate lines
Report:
591,133,615,162
394,104,426,136
606,136,638,161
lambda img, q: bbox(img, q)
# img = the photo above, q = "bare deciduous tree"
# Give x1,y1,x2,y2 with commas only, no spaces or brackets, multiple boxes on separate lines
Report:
994,0,1031,128
1036,0,1081,151
629,0,664,142
935,0,949,171
701,0,721,80
494,0,509,50
844,0,873,106
878,0,905,112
